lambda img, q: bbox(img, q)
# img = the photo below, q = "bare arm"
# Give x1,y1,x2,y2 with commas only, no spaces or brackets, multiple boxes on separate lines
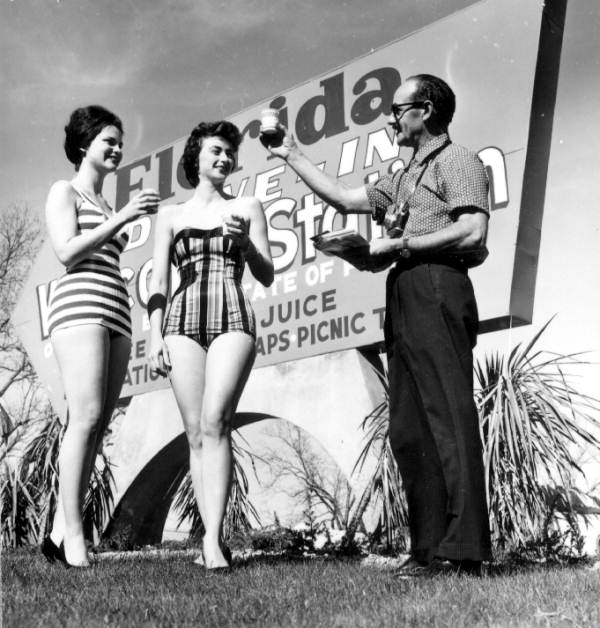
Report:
369,209,488,262
147,207,174,376
262,126,370,214
225,198,274,287
245,198,274,286
45,181,160,268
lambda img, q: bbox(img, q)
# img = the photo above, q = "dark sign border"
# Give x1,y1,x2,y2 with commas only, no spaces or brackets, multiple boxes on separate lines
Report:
479,0,567,334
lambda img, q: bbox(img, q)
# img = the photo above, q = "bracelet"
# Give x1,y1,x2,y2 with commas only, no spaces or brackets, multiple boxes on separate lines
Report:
147,293,167,317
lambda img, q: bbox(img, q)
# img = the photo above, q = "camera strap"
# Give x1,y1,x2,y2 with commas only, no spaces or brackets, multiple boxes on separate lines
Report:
384,139,451,237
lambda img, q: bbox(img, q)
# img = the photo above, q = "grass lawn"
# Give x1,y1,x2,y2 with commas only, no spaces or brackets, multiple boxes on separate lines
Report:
3,548,600,627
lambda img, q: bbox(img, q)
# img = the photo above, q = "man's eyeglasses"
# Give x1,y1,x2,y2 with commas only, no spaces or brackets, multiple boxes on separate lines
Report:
390,101,427,119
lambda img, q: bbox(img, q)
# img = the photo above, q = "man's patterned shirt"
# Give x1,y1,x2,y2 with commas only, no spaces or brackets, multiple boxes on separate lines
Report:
366,133,489,237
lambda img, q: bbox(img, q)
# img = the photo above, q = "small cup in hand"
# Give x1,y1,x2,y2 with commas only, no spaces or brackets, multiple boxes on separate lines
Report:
144,188,160,214
141,188,160,214
222,212,247,237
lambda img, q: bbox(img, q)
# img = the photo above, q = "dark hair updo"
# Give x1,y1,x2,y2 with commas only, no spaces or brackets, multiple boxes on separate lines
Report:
64,105,123,170
181,120,242,187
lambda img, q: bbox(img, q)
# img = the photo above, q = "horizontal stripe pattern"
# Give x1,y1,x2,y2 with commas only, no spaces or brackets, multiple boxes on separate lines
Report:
163,227,255,348
48,189,131,338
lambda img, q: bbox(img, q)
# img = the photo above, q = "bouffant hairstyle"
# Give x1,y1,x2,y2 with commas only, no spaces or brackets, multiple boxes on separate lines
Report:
181,121,242,187
63,105,123,170
408,74,456,132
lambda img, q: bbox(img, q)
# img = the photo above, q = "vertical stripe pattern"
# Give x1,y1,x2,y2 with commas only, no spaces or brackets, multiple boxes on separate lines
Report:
47,188,131,338
163,227,255,348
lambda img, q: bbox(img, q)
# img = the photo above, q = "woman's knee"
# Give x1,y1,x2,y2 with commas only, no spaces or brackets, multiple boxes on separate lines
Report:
185,418,203,450
200,409,231,440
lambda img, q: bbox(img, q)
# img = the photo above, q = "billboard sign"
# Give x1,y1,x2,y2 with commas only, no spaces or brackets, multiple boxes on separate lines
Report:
12,0,563,412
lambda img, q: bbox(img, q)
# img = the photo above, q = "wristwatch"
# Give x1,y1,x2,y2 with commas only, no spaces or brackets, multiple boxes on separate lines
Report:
400,236,411,258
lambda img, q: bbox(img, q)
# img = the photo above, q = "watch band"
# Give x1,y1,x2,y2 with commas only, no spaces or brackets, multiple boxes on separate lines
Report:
401,236,411,258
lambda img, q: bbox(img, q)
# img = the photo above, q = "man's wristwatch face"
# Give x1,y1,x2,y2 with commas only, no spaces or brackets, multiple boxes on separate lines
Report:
401,237,411,258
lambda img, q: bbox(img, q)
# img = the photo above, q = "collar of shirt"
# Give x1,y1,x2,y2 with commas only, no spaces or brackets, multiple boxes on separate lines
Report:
412,132,451,166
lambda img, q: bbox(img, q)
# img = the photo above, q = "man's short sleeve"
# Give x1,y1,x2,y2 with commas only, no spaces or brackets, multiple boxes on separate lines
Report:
365,173,397,225
438,149,490,215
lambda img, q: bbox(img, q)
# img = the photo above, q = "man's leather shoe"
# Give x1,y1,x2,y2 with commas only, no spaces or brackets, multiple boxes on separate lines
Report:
393,556,430,578
394,556,483,578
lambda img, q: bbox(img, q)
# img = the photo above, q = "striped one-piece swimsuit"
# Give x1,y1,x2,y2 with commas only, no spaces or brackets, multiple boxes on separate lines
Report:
163,227,255,349
47,186,131,338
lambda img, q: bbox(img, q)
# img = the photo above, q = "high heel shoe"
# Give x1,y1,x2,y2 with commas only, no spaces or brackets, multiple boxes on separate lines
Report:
195,543,232,568
199,547,231,572
58,542,72,569
56,542,91,569
41,537,61,563
221,544,232,566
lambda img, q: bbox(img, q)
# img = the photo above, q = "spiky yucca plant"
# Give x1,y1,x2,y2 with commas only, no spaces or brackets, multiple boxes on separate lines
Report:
475,320,600,555
348,321,600,558
1,407,62,547
1,465,38,547
347,368,409,551
1,407,116,548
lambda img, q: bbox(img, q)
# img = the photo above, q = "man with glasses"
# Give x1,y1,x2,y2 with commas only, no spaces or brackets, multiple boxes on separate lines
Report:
261,73,491,576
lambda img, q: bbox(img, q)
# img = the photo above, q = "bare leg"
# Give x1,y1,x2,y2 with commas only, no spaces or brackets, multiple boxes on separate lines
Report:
166,332,255,568
82,333,131,536
200,332,255,568
164,335,209,551
50,325,110,566
49,333,131,548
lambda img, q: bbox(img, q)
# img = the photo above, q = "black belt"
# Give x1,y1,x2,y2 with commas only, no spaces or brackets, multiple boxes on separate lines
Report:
393,255,469,273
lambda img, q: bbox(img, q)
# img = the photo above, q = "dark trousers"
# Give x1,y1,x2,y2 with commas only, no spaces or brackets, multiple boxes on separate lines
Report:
385,262,492,563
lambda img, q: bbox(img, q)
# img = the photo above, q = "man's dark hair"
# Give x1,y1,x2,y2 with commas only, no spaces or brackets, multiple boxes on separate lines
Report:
182,121,242,187
409,74,456,132
64,105,123,171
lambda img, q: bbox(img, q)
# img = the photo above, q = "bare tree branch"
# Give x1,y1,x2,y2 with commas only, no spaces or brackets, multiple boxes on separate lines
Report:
0,202,45,437
261,423,354,529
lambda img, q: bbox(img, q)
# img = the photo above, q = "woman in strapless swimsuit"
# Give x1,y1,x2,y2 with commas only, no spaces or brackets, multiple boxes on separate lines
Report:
148,120,273,570
43,106,159,567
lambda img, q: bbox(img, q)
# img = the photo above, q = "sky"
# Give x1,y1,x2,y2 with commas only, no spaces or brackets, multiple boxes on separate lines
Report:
2,0,478,218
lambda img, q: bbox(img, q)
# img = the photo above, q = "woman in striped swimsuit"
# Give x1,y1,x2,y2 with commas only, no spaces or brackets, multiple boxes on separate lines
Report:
148,121,273,570
43,106,160,567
